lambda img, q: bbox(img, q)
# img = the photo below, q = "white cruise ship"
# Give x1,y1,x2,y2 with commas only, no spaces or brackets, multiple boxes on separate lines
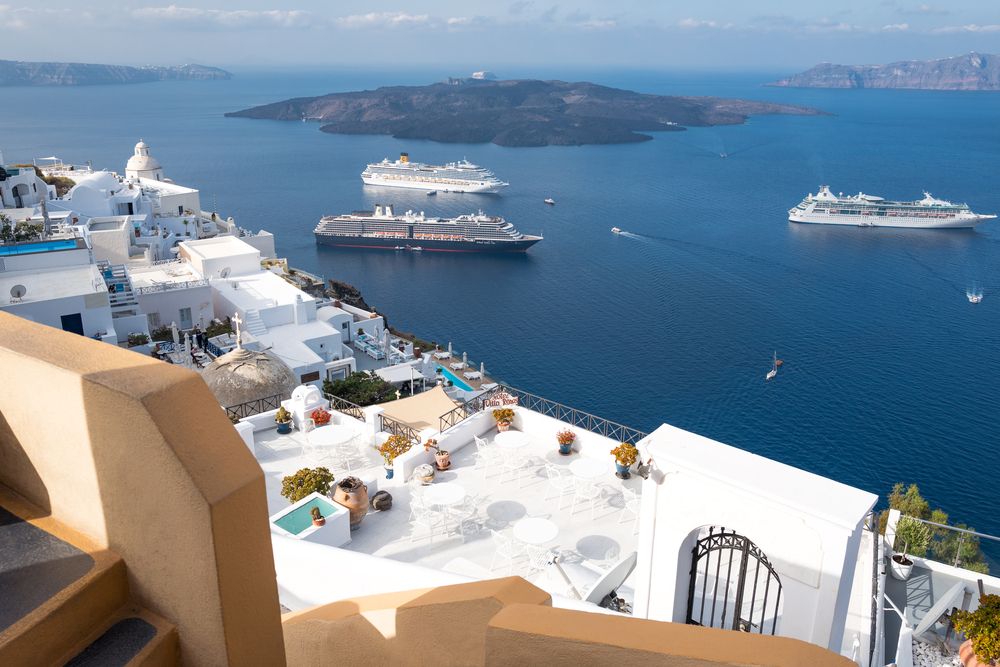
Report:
361,153,508,193
789,186,996,229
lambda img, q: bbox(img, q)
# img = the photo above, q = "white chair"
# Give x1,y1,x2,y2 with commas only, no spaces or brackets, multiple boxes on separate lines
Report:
498,447,532,488
542,464,575,509
619,488,641,532
474,436,503,477
490,530,524,574
524,544,554,576
407,478,427,520
570,477,603,520
445,498,480,543
410,498,445,544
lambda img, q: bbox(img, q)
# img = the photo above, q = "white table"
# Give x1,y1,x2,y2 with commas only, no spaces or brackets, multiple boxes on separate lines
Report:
513,518,558,545
494,430,529,450
570,458,606,480
308,425,357,448
422,482,467,507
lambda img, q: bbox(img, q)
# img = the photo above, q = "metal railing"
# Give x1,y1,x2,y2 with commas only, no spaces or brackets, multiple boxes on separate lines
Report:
438,383,649,443
223,393,285,421
135,278,209,295
379,413,420,443
325,393,366,422
911,516,1000,569
204,340,225,358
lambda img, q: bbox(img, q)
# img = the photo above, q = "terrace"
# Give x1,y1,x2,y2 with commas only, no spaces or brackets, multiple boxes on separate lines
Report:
242,386,648,613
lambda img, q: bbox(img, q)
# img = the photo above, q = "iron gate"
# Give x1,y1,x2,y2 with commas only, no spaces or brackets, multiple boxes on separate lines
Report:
685,527,782,634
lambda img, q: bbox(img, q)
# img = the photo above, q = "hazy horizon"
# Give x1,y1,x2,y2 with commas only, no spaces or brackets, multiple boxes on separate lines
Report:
2,1,998,71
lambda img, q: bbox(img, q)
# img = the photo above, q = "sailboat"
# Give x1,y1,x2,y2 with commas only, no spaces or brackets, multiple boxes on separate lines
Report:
765,352,778,381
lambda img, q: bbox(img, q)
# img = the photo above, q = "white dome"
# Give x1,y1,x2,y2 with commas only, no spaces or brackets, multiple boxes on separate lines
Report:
69,170,121,194
126,139,162,175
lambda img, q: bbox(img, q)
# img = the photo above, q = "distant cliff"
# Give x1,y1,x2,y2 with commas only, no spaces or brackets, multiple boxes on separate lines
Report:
0,61,232,86
770,53,1000,91
226,78,823,147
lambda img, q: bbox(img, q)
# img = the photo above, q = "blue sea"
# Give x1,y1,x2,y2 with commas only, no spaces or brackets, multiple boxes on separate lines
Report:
2,69,997,553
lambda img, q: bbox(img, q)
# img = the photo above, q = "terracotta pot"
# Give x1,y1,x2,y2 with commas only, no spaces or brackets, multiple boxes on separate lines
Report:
497,421,511,432
311,517,326,527
332,476,369,531
960,639,993,667
434,451,451,471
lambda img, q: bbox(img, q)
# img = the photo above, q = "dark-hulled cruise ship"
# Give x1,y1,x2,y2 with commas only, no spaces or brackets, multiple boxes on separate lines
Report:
314,204,542,253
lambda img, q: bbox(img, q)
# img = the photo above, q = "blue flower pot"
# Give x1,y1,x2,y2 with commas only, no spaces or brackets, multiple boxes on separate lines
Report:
615,462,631,479
558,443,573,456
385,467,394,480
276,421,291,434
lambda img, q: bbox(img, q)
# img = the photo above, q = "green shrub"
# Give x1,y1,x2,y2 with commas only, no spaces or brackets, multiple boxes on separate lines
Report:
280,467,334,504
953,594,1000,662
893,516,930,559
323,371,396,406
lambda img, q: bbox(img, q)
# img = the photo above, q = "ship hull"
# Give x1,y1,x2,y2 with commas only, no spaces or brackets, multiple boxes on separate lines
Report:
361,175,504,194
315,234,540,253
789,212,994,229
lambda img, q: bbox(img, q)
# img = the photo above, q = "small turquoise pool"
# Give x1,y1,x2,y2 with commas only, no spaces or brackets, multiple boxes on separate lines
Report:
437,365,474,391
273,497,342,535
0,239,79,256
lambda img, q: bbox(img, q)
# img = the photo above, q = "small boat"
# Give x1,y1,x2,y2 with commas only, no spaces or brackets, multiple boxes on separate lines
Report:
968,293,983,304
409,246,423,252
544,198,555,205
427,190,437,196
611,227,622,234
720,152,728,159
393,246,405,251
765,352,778,381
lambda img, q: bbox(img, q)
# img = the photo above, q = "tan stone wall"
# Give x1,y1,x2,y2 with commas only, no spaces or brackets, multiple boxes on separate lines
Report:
283,578,854,667
0,313,285,666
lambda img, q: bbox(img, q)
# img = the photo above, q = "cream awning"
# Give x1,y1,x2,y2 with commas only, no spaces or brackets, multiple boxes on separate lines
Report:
379,386,459,434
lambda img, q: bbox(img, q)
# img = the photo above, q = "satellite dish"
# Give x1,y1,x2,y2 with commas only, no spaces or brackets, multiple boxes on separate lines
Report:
10,284,27,301
220,267,231,279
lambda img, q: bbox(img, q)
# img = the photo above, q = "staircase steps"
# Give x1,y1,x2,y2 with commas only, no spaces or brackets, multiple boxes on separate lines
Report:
243,309,268,337
60,606,177,667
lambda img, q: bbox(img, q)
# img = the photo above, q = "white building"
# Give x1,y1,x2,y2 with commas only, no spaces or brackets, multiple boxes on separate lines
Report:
124,140,164,181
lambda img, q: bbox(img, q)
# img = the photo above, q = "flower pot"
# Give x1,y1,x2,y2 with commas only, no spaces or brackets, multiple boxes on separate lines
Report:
558,443,573,456
497,421,511,432
332,476,369,531
615,462,631,479
384,466,394,480
413,464,435,485
889,554,913,581
311,517,326,527
434,451,451,471
276,421,291,434
959,639,992,667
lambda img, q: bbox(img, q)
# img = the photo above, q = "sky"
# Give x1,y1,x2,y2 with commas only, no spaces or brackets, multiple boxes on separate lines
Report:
2,1,999,72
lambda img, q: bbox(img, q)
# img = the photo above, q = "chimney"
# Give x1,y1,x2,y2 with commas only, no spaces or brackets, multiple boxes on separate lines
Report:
385,204,394,217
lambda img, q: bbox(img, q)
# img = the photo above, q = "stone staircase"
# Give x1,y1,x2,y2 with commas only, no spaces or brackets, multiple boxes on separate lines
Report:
0,488,178,666
243,309,268,337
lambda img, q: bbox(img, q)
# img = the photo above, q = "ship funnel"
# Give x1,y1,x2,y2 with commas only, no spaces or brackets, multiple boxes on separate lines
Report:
374,204,383,217
400,152,409,164
385,204,394,216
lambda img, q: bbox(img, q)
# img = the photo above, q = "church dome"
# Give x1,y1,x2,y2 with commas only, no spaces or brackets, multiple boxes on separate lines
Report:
126,139,162,175
202,347,296,408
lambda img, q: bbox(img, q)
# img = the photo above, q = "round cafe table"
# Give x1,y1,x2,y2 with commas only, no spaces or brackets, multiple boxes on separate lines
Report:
308,424,357,448
494,430,530,451
513,517,559,546
569,458,606,480
422,482,466,507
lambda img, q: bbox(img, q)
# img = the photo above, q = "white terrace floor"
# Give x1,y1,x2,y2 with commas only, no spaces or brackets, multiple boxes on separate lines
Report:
255,426,642,601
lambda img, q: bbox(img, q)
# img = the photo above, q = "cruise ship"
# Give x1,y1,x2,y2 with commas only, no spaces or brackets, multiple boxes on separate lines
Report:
314,204,542,252
789,186,996,228
360,153,508,193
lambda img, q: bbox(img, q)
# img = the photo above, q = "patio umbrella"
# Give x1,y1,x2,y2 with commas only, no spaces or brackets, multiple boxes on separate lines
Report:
462,351,468,367
447,341,452,356
383,330,392,364
480,362,485,375
171,321,179,346
183,333,192,366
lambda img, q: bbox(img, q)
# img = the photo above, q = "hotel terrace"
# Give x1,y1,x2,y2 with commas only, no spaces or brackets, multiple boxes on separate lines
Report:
2,313,998,666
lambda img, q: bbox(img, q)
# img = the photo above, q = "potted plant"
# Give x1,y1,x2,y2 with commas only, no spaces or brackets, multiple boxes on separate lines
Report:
953,594,1000,667
556,429,576,456
280,467,334,504
890,515,931,581
493,408,514,433
310,407,331,427
423,438,450,471
412,463,435,485
378,434,412,479
310,506,326,527
610,442,639,479
331,476,369,531
275,406,293,434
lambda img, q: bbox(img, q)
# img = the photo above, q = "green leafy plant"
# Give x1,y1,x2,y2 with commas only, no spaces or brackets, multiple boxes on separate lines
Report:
323,371,396,406
275,406,292,424
952,594,1000,663
893,516,931,562
610,442,639,466
280,467,334,504
127,332,150,347
492,408,514,424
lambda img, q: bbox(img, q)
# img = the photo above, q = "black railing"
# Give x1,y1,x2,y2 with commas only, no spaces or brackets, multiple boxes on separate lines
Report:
438,383,649,444
325,393,366,422
379,413,420,443
204,340,225,358
224,393,285,421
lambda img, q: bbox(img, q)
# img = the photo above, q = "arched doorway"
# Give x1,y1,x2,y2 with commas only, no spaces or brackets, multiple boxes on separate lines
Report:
685,526,782,634
12,183,29,208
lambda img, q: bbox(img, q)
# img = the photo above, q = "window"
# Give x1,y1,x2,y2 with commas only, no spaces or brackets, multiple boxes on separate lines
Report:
148,313,161,329
341,322,348,329
300,371,320,383
177,205,183,215
179,307,192,329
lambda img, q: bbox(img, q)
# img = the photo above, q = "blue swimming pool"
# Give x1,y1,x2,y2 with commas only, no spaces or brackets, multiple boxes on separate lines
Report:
0,239,79,256
272,497,343,535
437,365,474,392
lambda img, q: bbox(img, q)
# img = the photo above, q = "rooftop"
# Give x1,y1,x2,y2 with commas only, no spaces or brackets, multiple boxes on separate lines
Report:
128,262,206,291
179,236,257,262
0,264,106,302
